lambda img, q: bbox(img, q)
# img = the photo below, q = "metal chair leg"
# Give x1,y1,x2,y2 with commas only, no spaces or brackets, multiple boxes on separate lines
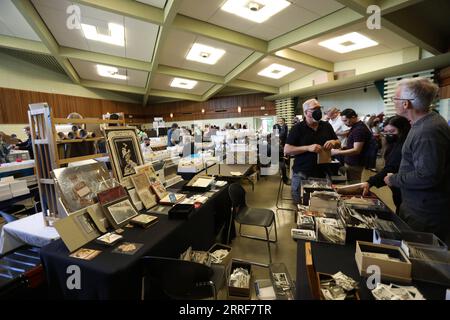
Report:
265,226,272,263
276,176,295,213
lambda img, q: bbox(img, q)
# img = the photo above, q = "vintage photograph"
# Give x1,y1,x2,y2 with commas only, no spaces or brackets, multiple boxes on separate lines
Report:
104,127,144,185
112,242,143,255
69,248,101,260
134,163,158,182
75,212,97,235
103,198,139,228
114,138,138,177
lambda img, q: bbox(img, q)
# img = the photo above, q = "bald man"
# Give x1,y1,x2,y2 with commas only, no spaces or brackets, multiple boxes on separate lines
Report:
284,99,340,204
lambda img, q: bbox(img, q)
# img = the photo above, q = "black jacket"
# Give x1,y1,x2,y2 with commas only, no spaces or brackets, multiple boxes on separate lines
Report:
367,141,403,210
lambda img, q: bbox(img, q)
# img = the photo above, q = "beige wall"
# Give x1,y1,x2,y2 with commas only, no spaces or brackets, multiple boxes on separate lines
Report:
0,124,28,140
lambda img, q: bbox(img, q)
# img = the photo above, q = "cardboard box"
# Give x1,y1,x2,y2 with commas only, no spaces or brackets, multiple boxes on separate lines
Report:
316,272,360,300
208,243,232,268
355,241,412,283
408,245,450,286
228,260,252,299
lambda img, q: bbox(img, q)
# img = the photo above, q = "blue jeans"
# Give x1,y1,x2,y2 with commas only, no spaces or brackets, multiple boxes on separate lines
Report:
291,171,308,204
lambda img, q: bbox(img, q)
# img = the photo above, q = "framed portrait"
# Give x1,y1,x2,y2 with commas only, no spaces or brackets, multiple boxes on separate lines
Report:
103,127,144,187
103,197,139,228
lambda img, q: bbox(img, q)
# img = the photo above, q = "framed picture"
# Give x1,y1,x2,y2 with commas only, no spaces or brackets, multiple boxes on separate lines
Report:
151,180,168,200
131,173,157,209
134,163,158,182
54,207,101,252
103,127,144,186
97,185,128,205
52,162,114,213
103,197,139,228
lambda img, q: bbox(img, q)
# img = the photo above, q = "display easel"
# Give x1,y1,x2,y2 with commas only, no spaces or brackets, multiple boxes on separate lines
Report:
28,103,124,225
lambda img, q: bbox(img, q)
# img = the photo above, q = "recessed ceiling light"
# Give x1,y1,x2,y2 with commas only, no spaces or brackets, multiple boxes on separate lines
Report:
221,0,291,23
318,32,378,53
96,65,127,80
170,77,198,89
81,22,125,46
186,43,226,65
258,63,295,79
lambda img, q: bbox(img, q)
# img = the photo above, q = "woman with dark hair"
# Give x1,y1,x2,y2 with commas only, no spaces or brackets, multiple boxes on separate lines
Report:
361,115,411,212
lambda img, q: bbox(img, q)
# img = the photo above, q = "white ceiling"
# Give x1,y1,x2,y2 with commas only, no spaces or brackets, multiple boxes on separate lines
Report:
291,21,414,62
150,73,214,96
178,0,344,41
239,56,315,86
0,0,434,103
70,58,149,87
32,0,159,62
135,0,166,9
0,0,40,41
159,29,253,76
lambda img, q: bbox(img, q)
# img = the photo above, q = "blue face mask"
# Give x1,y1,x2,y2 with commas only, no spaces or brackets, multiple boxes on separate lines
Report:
312,109,322,122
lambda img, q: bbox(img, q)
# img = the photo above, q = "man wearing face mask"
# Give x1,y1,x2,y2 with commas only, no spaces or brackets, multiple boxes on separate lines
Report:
331,108,373,182
284,99,340,204
141,137,153,155
359,116,411,213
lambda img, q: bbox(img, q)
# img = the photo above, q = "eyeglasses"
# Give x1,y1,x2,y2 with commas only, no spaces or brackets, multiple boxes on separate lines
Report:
306,106,322,113
390,97,415,102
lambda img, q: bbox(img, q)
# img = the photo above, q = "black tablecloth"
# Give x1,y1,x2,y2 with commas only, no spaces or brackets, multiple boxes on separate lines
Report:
40,184,231,299
295,240,448,300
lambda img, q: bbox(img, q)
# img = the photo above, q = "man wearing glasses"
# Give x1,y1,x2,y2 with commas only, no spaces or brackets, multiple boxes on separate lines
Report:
386,78,450,244
284,99,340,204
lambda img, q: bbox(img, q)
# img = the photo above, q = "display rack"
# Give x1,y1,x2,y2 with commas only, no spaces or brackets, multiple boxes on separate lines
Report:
28,103,125,225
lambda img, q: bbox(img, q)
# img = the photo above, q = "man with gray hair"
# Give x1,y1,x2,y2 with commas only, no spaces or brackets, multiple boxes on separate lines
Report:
285,98,340,204
385,78,450,243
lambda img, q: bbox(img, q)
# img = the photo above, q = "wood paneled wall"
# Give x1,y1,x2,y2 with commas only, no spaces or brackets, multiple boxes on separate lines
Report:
143,93,275,123
0,87,142,124
0,87,275,124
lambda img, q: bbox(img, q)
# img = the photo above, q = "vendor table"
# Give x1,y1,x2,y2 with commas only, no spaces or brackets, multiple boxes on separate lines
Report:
39,183,231,299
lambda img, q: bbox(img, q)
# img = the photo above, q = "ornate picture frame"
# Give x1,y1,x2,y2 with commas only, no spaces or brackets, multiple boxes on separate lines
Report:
103,127,144,187
102,197,139,229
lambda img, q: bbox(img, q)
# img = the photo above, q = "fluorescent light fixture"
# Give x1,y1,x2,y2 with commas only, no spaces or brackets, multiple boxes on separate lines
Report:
96,65,127,80
186,43,226,65
81,22,125,46
170,77,198,89
221,0,291,23
238,106,242,113
258,63,295,79
318,32,378,53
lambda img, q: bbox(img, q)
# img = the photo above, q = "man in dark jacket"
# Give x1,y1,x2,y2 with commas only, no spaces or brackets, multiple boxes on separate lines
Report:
274,118,289,184
385,78,450,244
15,126,34,159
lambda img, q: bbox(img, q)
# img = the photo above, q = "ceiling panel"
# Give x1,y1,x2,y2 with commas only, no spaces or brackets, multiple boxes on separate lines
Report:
32,0,158,62
178,0,343,41
0,0,40,41
238,56,315,86
291,21,414,62
150,73,214,96
136,0,167,9
70,59,148,87
159,29,253,76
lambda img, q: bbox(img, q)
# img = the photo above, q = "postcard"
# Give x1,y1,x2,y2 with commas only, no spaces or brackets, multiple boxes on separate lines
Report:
70,248,101,260
112,242,143,255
